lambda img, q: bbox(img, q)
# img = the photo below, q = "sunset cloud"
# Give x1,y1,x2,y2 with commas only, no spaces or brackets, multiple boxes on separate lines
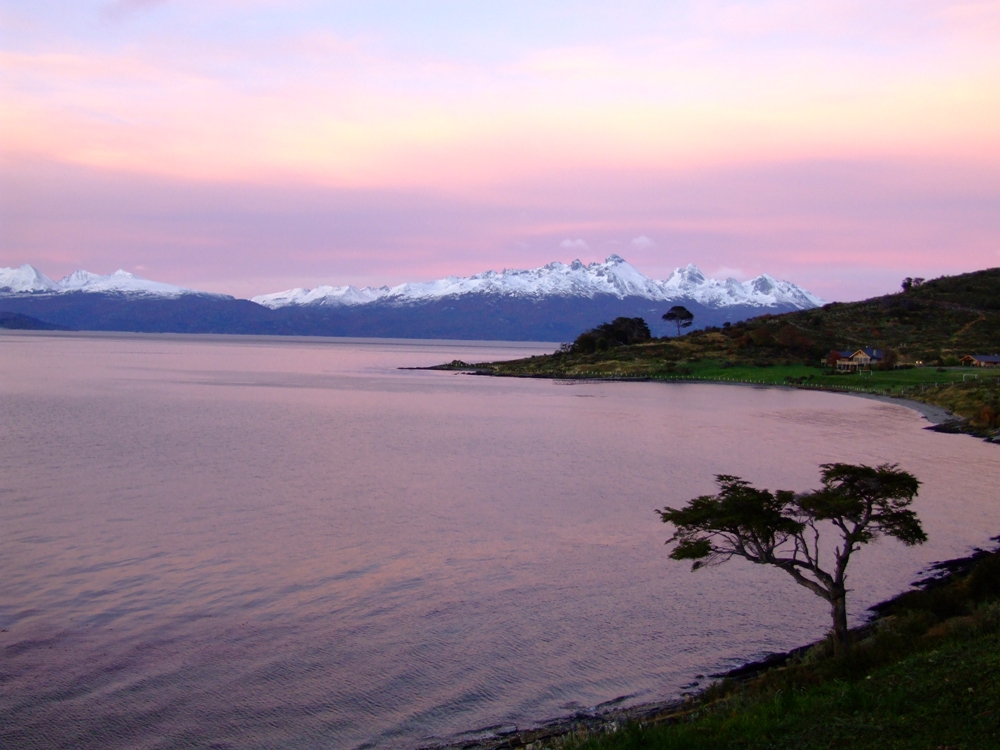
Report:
560,239,590,253
2,1,999,300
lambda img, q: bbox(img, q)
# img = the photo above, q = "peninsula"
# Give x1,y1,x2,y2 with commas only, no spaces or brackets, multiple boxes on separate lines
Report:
436,268,1000,441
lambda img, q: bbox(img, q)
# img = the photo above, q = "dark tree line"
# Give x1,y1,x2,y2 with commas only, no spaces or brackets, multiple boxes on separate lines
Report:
569,317,652,353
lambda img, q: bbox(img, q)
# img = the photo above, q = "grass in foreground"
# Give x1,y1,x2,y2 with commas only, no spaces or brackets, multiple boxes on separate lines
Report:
561,551,1000,750
570,631,1000,750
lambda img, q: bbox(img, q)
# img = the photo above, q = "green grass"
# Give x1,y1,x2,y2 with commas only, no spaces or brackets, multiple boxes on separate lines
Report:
447,267,1000,434
442,268,1000,749
568,631,1000,750
468,348,1000,435
638,361,983,395
558,548,1000,750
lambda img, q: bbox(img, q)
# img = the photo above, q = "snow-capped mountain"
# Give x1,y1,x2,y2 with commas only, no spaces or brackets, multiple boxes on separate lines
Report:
0,265,61,294
0,265,219,298
0,257,823,340
254,284,391,308
251,255,823,310
57,269,197,297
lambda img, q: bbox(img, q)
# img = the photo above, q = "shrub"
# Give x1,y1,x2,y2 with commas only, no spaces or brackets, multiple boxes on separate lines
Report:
969,553,1000,601
570,317,651,353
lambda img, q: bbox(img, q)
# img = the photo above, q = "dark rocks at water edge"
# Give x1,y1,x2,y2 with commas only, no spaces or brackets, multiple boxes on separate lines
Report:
429,538,1000,750
422,697,692,750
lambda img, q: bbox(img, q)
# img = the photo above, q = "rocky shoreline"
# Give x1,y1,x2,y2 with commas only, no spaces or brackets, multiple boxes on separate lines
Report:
412,364,996,749
421,535,999,750
422,363,998,442
643,376,987,441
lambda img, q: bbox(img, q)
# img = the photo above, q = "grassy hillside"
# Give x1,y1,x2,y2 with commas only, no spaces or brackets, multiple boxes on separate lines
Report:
560,547,1000,750
450,268,1000,437
567,630,1000,750
453,547,1000,750
788,267,1000,362
435,272,1000,748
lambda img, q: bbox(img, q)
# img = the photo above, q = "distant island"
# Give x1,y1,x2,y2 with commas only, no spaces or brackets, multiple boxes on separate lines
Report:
0,311,69,331
433,267,1000,441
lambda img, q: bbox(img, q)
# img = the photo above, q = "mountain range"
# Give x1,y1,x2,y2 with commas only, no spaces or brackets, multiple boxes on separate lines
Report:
0,256,822,340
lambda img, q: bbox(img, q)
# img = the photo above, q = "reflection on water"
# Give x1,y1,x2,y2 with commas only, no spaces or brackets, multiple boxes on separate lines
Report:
2,332,998,749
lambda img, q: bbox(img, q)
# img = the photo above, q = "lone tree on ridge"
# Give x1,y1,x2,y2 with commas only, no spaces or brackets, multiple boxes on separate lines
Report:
658,463,925,656
662,305,694,336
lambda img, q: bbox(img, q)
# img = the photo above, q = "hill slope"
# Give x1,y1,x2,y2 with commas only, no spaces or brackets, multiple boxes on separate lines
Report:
460,268,1000,436
0,311,69,331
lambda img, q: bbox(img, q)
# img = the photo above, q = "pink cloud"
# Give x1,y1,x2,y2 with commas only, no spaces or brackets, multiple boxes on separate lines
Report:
3,154,997,302
3,2,999,304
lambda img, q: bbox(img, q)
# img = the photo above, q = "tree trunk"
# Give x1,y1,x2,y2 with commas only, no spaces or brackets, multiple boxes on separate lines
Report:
830,591,849,656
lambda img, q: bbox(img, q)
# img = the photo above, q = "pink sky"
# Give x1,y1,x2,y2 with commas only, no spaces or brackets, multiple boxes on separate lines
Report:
2,1,999,300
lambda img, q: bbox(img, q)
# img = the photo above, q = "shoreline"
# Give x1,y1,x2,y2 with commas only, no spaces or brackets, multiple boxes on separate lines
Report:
428,539,1000,750
442,366,962,429
419,373,984,749
845,391,954,425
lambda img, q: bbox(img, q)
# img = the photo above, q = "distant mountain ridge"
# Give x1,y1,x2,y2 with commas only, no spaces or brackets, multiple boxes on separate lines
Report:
0,265,220,298
0,257,823,340
251,255,823,311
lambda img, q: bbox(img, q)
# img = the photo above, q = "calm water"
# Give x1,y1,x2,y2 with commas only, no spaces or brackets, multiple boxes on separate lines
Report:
2,332,999,749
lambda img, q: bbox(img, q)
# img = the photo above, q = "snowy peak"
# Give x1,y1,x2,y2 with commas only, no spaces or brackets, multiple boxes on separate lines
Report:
671,268,825,309
253,256,823,311
252,284,390,308
581,254,664,298
665,263,707,289
253,255,684,309
0,264,60,293
58,269,106,289
382,254,665,302
2,257,823,312
0,266,225,299
57,269,195,297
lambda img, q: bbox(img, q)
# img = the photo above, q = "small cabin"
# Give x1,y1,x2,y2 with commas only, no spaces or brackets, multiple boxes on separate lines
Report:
836,348,883,372
960,354,1000,368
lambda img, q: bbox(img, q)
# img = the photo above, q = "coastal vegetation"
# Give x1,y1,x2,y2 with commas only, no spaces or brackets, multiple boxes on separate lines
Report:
569,317,652,353
460,544,1000,750
559,544,1000,750
660,464,925,656
431,269,1000,748
444,268,1000,439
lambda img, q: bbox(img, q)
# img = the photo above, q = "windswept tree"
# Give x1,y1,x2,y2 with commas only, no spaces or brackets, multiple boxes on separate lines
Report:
662,305,694,336
658,463,925,655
